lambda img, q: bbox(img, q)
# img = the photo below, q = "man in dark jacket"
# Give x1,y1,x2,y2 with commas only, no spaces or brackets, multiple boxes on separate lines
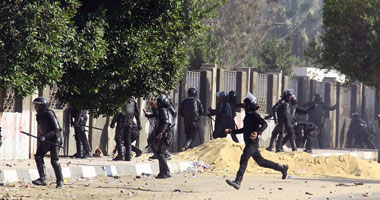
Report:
225,93,288,190
179,88,204,151
32,97,64,189
70,106,91,158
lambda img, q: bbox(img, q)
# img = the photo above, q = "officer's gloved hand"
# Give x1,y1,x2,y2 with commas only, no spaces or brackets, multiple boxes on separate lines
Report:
264,115,270,120
138,124,142,130
110,124,115,129
39,136,46,142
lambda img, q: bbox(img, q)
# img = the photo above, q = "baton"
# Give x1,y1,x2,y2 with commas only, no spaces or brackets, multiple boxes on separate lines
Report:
85,125,103,131
143,109,155,128
20,131,64,149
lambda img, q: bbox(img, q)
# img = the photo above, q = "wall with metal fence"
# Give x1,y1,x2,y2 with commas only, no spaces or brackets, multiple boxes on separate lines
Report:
1,65,379,159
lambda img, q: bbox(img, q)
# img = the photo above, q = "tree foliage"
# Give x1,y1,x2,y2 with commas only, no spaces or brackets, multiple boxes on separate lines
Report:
257,37,296,75
0,0,77,98
0,0,225,116
308,0,380,102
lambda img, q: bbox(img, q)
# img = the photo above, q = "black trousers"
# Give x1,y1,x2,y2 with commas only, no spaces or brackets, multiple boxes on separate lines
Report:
35,142,63,182
184,118,200,148
236,143,280,183
123,123,133,160
157,139,170,176
74,125,91,153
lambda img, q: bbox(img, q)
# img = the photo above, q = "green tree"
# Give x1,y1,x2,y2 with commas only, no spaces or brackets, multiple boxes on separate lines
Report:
0,0,77,98
0,0,225,116
257,37,296,75
310,0,380,104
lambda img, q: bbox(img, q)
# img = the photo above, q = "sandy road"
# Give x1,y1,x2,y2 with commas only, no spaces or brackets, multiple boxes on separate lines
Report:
1,171,380,200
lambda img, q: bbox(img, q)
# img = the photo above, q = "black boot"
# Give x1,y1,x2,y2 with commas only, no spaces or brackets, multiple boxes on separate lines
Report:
180,139,192,152
83,140,92,158
32,178,47,186
266,137,275,151
51,159,63,188
132,146,142,157
33,161,47,186
56,180,63,189
276,164,288,179
226,175,242,190
290,139,297,152
113,145,125,161
276,137,284,153
73,142,84,158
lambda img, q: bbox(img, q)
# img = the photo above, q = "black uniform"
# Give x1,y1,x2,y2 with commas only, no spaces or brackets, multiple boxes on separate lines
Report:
280,100,314,151
179,88,204,151
32,97,63,188
146,104,172,160
273,92,314,152
303,94,336,149
346,113,376,149
228,90,243,143
111,113,124,160
225,95,288,190
70,106,91,158
154,96,173,179
209,91,234,139
294,122,317,152
123,100,141,161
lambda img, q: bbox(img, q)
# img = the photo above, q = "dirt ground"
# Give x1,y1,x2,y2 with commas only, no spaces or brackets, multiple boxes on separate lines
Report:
1,171,380,200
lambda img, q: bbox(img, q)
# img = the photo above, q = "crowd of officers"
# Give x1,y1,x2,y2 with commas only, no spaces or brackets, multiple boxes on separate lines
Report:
27,87,377,189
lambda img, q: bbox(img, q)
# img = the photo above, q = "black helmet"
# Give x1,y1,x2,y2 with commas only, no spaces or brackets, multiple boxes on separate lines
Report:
351,112,360,119
157,95,169,108
187,88,197,98
33,97,50,112
282,90,293,101
314,94,322,102
228,90,237,103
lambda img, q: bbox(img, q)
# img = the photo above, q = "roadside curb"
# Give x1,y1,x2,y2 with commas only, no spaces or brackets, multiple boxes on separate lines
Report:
0,161,193,184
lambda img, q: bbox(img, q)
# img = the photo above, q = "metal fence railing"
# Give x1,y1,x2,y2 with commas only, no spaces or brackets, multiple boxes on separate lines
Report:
224,70,236,93
256,73,268,114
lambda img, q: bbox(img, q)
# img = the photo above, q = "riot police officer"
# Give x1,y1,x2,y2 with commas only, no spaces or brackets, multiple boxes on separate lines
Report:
225,93,288,190
110,112,126,160
154,95,173,179
280,94,315,152
273,91,315,152
303,94,336,148
294,122,317,153
228,90,242,143
69,106,91,158
32,97,63,188
179,88,204,151
346,113,376,149
208,91,234,139
123,99,141,161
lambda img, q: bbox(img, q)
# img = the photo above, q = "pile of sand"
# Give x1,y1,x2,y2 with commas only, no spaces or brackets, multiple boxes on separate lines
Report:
175,138,380,179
